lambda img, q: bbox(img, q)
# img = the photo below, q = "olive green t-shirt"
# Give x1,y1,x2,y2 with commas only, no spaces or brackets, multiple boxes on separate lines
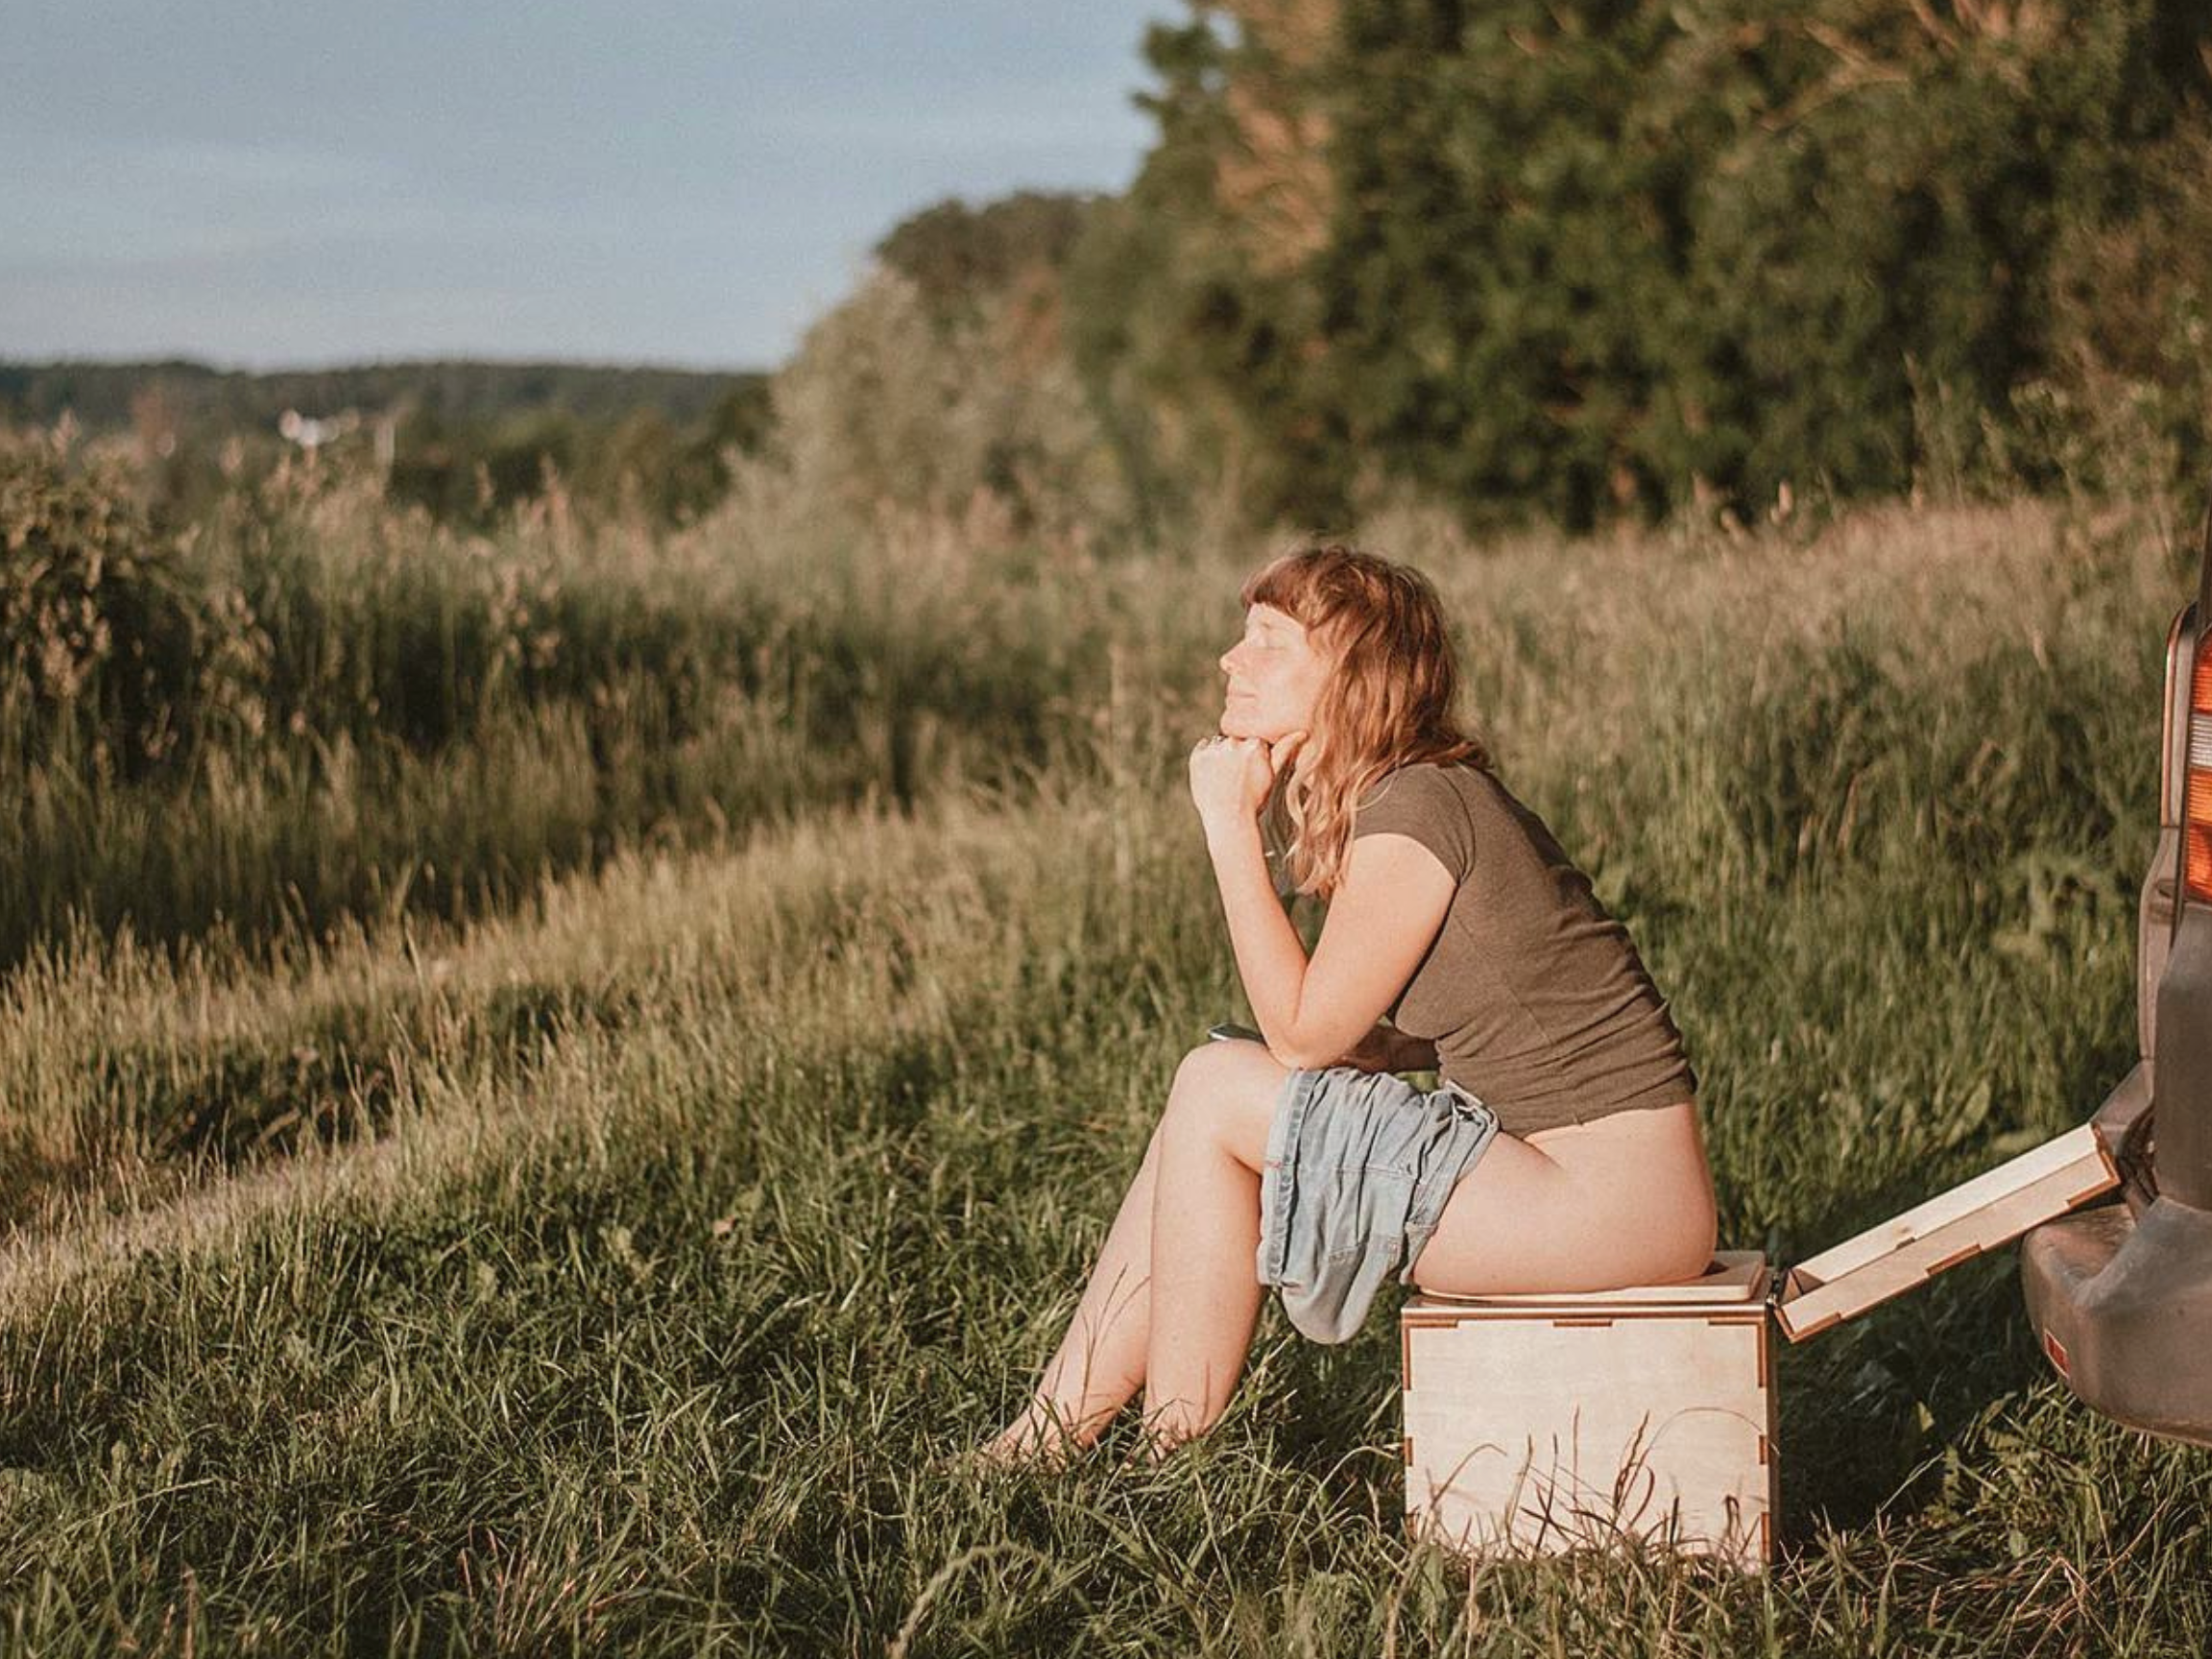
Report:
1349,759,1697,1136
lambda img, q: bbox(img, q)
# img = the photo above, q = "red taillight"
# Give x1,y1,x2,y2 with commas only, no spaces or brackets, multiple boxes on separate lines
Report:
2190,644,2212,903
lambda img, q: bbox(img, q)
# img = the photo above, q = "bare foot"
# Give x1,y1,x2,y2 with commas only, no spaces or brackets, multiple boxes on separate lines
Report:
1123,1420,1190,1469
972,1406,1092,1472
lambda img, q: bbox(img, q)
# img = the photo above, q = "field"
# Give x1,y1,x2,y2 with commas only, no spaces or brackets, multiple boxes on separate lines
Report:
3,484,2210,1654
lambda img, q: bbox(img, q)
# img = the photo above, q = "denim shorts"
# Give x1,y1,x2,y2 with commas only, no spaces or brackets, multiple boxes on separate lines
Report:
1256,1067,1501,1344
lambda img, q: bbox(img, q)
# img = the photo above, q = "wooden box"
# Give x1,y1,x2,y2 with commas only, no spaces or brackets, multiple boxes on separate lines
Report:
1402,1253,1776,1569
1400,1123,2120,1571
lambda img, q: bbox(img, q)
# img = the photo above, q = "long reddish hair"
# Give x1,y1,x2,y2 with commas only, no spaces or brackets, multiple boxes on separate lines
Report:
1243,542,1488,899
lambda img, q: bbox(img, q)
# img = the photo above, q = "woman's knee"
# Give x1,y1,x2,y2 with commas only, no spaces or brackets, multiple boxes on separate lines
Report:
1155,1044,1219,1149
1160,1041,1230,1121
1170,1038,1249,1093
1159,1039,1284,1167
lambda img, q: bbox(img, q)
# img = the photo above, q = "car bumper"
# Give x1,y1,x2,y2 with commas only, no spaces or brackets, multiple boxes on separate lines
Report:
2022,1195,2212,1445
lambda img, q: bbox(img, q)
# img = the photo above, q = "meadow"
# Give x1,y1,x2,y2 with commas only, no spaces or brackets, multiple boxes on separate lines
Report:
2,471,2210,1654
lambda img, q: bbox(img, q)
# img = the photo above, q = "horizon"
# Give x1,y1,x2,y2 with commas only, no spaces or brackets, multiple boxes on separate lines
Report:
3,349,774,377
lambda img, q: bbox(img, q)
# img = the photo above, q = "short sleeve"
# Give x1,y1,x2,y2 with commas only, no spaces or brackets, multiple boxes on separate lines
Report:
1352,765,1477,883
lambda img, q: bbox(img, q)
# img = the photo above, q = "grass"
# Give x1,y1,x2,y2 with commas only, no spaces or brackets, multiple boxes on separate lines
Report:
0,452,1202,974
1,493,2209,1652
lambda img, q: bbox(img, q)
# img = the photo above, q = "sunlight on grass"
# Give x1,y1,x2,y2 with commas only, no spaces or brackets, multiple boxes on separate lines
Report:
0,493,2206,1652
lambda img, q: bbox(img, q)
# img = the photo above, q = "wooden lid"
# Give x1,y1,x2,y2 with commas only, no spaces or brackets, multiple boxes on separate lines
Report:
1773,1122,2119,1341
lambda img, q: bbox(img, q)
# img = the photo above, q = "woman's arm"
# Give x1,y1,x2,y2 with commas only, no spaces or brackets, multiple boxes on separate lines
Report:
1191,740,1456,1070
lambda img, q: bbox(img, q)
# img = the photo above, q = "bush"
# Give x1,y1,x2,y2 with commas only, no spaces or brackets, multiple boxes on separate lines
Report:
0,440,259,781
763,262,1132,545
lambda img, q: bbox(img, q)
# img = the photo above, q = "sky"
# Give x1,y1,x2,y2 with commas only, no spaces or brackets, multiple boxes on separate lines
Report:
1,1,1174,373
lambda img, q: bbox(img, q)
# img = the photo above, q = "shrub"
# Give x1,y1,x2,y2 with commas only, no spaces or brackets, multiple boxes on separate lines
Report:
0,440,260,781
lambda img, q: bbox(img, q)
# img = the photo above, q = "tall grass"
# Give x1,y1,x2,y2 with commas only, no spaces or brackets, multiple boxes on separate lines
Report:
2,428,2185,991
0,487,2204,1650
0,445,1212,974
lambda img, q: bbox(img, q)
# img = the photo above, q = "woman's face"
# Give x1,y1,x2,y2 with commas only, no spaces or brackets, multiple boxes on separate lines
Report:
1217,602,1334,742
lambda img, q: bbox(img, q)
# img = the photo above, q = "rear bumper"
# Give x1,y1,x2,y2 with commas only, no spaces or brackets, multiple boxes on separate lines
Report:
2155,906,2212,1211
2021,1196,2212,1446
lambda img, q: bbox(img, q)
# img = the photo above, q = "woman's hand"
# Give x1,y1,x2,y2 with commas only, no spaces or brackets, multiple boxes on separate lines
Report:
1338,1022,1436,1073
1189,731,1306,837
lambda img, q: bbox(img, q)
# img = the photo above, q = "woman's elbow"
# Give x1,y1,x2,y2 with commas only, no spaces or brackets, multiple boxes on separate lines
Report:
1268,1031,1344,1070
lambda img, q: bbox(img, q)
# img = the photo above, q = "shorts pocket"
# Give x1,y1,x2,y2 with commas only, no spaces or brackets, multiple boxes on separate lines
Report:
1314,1166,1413,1265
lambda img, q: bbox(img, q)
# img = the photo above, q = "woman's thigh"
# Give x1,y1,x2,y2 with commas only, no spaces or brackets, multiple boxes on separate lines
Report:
1407,1103,1715,1296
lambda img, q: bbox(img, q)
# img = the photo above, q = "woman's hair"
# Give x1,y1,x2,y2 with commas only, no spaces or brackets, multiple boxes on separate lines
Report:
1242,541,1489,899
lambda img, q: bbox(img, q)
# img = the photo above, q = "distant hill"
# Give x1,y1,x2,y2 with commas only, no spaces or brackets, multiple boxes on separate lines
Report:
0,357,771,434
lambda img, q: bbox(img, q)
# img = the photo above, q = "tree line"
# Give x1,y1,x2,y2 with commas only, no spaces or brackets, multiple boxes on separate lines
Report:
827,0,2212,539
1063,0,2212,532
10,1,2209,540
0,359,772,531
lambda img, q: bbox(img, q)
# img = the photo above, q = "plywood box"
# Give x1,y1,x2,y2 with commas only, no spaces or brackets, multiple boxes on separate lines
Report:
1399,1124,2120,1569
1402,1253,1775,1570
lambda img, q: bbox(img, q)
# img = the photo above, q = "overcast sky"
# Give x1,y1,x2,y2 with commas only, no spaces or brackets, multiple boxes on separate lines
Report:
2,1,1171,373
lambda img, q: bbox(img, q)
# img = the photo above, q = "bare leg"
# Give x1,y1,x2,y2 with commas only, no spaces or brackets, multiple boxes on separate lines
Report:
1138,1042,1286,1455
980,1136,1162,1461
982,1040,1289,1465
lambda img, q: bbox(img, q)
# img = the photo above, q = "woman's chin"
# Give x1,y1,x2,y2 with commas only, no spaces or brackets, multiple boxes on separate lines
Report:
1220,704,1297,743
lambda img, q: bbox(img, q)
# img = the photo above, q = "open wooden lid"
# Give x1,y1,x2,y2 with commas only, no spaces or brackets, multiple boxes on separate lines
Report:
1773,1122,2119,1341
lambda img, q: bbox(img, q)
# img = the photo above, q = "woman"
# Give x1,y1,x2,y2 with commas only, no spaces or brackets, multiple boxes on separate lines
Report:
982,543,1716,1464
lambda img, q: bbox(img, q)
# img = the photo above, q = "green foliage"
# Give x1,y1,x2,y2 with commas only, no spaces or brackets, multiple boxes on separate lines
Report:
877,190,1101,324
1677,0,2206,510
1062,0,2212,533
379,385,771,530
1311,0,2212,527
810,1,2212,535
765,247,1133,541
0,357,763,436
1323,0,1708,527
2028,115,2212,500
0,359,775,532
1064,8,1351,533
0,440,1183,974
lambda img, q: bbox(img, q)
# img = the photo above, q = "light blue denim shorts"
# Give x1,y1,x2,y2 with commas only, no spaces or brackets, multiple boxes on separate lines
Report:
1256,1067,1501,1344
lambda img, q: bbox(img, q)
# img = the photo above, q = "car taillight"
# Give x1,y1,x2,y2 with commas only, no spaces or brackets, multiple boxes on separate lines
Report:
2165,610,2190,825
2191,642,2212,903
